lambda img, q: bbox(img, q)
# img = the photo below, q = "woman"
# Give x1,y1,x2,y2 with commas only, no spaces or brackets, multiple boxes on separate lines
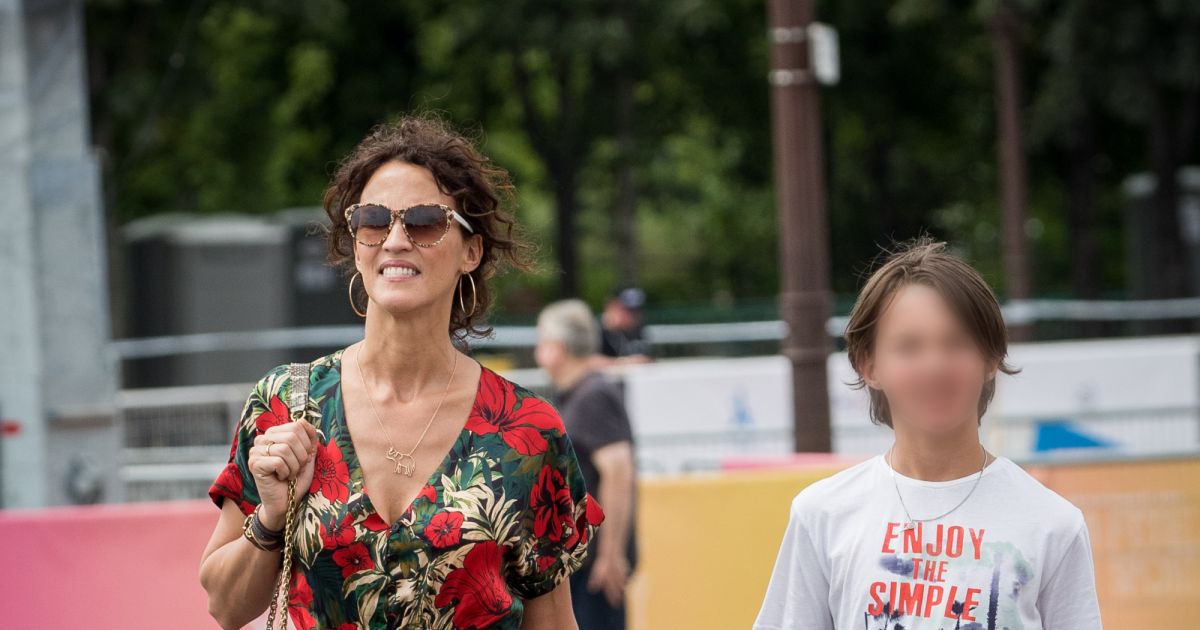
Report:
754,238,1102,629
199,114,605,630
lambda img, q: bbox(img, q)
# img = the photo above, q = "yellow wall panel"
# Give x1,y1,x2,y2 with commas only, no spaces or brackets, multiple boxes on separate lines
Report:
624,457,1200,630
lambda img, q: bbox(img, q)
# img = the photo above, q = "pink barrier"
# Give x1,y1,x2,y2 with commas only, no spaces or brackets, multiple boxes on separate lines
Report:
720,452,870,471
0,499,229,629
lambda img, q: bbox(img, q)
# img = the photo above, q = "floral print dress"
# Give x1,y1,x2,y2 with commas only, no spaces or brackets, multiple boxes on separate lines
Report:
208,347,605,629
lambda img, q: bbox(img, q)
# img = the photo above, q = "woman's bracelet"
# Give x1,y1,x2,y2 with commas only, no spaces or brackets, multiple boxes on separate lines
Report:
253,504,285,538
243,504,284,552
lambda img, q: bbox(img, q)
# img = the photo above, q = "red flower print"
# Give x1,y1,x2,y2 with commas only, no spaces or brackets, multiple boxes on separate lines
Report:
425,511,464,548
565,492,606,549
361,512,389,532
288,569,313,607
536,554,557,573
434,541,513,629
287,570,317,629
208,462,255,515
309,438,350,504
585,492,604,525
418,483,437,504
320,512,357,549
530,465,573,542
254,394,291,434
465,376,563,456
332,542,375,578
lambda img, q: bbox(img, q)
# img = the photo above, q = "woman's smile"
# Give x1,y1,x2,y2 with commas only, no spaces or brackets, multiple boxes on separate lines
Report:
379,260,422,282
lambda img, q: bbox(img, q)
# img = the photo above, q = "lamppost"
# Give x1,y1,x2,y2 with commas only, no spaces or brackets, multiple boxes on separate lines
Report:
768,0,839,452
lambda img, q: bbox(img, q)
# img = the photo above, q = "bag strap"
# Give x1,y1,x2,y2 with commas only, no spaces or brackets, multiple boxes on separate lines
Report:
266,361,311,630
286,361,311,420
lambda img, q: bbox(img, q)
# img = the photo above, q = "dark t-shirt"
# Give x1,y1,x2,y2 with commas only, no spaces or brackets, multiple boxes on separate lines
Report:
554,371,638,569
599,324,651,358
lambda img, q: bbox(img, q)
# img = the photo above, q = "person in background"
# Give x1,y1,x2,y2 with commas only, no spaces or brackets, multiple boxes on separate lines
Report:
594,287,652,366
536,299,639,630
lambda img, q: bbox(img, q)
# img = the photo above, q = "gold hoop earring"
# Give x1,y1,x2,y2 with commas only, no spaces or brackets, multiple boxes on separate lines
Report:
348,271,367,318
458,272,478,317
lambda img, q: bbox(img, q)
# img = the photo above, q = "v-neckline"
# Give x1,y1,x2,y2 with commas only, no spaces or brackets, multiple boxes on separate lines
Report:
332,345,487,531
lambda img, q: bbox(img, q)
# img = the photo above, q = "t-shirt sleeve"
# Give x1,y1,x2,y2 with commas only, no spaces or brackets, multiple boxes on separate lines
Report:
570,383,634,454
503,392,606,599
1038,516,1103,629
207,364,289,516
753,494,835,630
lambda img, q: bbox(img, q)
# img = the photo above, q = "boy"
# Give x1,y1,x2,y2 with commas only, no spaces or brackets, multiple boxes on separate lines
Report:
754,237,1102,629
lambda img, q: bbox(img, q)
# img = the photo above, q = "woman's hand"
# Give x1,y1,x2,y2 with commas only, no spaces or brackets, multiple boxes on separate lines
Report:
250,421,319,530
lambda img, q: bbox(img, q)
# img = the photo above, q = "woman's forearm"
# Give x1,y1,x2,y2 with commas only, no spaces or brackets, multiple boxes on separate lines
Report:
200,532,285,629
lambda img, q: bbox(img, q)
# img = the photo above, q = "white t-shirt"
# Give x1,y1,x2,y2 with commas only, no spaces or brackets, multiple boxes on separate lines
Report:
753,454,1102,630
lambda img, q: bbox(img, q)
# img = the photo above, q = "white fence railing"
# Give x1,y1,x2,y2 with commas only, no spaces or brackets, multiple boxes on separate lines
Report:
117,379,1200,501
109,297,1200,361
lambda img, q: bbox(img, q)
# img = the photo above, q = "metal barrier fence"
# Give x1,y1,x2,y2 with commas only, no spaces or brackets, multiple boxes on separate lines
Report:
109,298,1200,501
117,384,248,502
116,377,1200,502
109,296,1200,362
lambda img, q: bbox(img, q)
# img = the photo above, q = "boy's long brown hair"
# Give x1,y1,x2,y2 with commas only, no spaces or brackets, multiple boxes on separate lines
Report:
844,236,1020,427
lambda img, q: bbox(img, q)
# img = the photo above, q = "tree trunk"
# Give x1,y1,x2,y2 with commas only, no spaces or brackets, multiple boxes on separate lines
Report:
610,0,638,290
1148,88,1189,300
553,162,580,297
1066,111,1098,299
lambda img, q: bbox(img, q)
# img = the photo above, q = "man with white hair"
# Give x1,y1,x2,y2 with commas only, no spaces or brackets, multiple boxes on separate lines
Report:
535,298,638,630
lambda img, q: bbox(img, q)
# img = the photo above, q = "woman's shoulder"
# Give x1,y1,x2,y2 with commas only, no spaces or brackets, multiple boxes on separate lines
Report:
469,365,569,453
242,351,341,418
248,351,333,390
239,363,291,407
481,366,560,415
282,348,342,389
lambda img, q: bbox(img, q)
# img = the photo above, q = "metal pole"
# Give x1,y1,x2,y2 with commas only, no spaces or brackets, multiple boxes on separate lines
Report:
768,0,833,452
990,0,1033,341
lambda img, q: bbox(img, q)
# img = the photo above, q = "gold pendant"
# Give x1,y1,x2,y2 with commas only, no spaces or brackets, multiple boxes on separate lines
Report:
386,446,416,476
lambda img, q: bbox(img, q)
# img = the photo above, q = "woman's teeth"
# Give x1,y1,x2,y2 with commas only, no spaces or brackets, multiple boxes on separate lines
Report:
382,267,419,278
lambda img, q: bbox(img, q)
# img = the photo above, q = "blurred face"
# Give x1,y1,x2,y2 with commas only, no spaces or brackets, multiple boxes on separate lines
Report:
602,300,635,330
353,161,482,319
861,283,998,434
533,329,569,373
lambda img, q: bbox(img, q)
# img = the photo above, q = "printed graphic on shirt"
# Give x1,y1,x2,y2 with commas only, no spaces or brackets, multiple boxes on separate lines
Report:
863,521,1033,630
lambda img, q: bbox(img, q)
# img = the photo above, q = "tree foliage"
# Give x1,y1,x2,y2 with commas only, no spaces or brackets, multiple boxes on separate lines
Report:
85,0,1200,319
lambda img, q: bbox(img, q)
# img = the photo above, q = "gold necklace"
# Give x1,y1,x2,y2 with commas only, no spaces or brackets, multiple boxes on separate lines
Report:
353,342,459,476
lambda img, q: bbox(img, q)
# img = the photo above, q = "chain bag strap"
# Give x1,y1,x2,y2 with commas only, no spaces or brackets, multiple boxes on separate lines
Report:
265,361,311,630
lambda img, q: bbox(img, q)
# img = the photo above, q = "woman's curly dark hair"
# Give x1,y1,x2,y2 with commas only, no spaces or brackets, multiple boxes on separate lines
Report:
321,112,537,342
